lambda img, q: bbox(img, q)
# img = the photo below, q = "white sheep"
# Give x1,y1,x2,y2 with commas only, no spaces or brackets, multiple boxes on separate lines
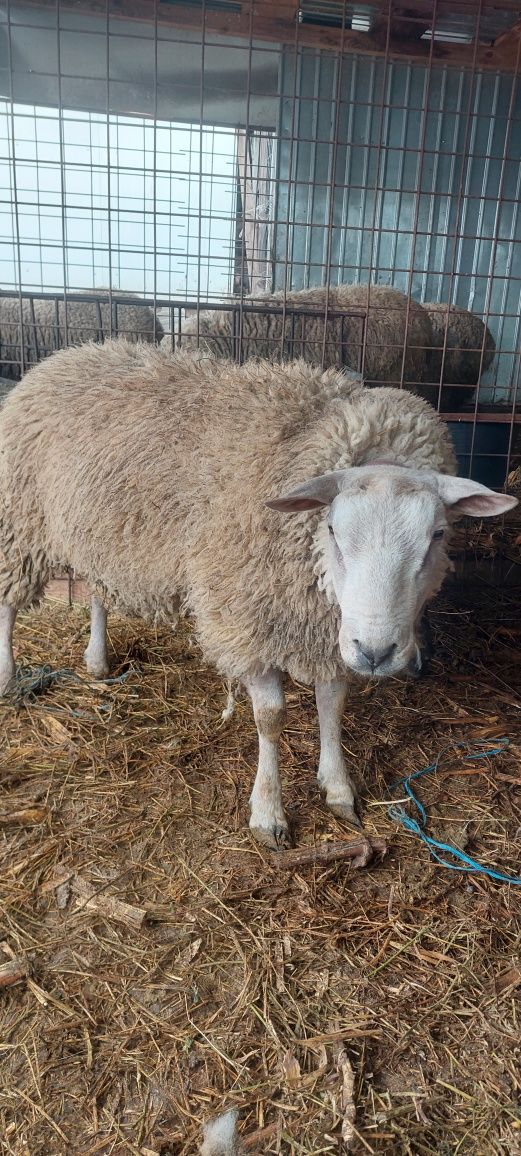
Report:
0,291,164,379
172,283,432,386
0,340,515,846
419,302,496,410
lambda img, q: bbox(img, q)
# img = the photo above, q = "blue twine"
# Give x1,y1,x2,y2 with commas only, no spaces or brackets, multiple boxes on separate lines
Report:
387,738,521,886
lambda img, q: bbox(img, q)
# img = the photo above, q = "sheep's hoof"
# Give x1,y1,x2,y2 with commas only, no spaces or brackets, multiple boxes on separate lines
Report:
328,801,363,830
0,664,16,696
84,651,110,681
250,822,292,851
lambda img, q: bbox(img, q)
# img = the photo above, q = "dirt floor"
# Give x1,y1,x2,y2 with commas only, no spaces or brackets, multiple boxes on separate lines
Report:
0,562,520,1154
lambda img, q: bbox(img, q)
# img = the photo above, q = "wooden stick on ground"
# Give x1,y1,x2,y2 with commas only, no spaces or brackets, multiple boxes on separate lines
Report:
0,806,48,826
243,1122,279,1151
0,956,29,988
49,868,147,930
272,836,387,871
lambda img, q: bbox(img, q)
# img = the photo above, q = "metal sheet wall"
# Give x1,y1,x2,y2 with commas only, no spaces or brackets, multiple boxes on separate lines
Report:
274,49,521,400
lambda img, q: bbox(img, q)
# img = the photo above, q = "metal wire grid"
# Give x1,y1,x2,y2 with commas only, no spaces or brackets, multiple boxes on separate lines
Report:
0,106,248,297
1,0,521,488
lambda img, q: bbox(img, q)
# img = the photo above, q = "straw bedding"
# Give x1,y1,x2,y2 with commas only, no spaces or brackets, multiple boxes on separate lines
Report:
0,558,520,1153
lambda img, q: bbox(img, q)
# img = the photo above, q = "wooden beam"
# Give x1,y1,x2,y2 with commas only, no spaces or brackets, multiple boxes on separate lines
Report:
10,0,521,72
492,16,521,70
45,576,91,606
371,5,431,46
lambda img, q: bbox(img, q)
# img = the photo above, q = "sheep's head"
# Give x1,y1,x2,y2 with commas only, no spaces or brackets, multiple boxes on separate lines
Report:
267,464,517,679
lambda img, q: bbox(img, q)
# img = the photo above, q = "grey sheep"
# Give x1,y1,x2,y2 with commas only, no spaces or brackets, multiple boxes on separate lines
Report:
0,290,164,379
172,283,432,387
418,302,496,410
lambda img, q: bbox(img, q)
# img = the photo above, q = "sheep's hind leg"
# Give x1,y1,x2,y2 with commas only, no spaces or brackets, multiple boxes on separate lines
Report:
315,678,361,830
247,669,290,850
0,604,16,694
84,594,110,679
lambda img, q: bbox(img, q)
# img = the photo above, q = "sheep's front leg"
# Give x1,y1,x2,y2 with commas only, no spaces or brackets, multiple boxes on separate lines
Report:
84,594,110,679
247,669,290,849
315,678,361,829
0,604,16,694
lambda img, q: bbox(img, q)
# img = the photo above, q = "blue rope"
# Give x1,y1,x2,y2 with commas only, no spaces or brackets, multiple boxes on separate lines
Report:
387,738,521,886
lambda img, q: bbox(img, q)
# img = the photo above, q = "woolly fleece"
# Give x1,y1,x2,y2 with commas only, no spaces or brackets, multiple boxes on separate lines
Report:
0,292,164,380
200,1111,238,1156
0,340,456,685
176,283,432,386
419,301,496,409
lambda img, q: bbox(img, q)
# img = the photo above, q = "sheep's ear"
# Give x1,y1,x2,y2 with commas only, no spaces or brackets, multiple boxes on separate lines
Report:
266,470,349,513
437,474,518,517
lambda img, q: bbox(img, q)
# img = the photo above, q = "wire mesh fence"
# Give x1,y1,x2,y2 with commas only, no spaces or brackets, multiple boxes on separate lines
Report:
1,1,521,489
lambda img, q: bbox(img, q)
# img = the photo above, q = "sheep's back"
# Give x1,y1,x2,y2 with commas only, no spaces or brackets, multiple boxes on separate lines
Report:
0,341,193,614
0,344,361,623
0,342,454,682
177,284,432,386
421,301,495,385
0,293,163,380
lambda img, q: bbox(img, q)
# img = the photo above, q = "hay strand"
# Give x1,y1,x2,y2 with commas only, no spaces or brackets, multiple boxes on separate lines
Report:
0,578,520,1153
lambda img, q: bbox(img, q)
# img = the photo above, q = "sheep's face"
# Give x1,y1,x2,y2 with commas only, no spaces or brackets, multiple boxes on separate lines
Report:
325,472,450,677
267,464,517,680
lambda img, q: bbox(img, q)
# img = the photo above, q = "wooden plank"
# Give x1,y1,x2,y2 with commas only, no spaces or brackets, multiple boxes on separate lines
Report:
494,15,521,47
371,4,431,46
237,131,272,297
45,577,91,606
492,16,521,69
14,0,521,72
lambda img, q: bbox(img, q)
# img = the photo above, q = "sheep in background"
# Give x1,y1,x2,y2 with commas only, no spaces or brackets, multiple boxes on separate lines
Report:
172,283,432,387
418,302,496,411
0,291,164,379
0,341,515,847
0,375,15,404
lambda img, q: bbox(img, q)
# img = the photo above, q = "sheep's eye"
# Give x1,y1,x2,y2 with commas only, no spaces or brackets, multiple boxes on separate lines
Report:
432,529,444,541
328,524,335,536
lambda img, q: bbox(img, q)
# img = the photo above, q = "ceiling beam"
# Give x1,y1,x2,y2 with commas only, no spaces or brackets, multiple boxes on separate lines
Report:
371,5,431,46
8,0,521,73
492,16,521,69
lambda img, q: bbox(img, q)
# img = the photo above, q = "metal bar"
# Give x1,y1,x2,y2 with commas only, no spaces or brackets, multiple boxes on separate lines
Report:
431,0,484,439
5,0,26,378
467,35,521,482
441,413,521,423
361,3,392,380
196,0,207,351
236,0,255,366
319,0,348,370
56,0,70,351
278,5,301,358
152,0,159,338
96,298,103,343
397,1,438,390
105,0,113,332
303,56,321,288
29,295,39,364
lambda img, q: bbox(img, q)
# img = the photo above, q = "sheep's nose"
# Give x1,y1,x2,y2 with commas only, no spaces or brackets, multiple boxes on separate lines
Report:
353,640,397,672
